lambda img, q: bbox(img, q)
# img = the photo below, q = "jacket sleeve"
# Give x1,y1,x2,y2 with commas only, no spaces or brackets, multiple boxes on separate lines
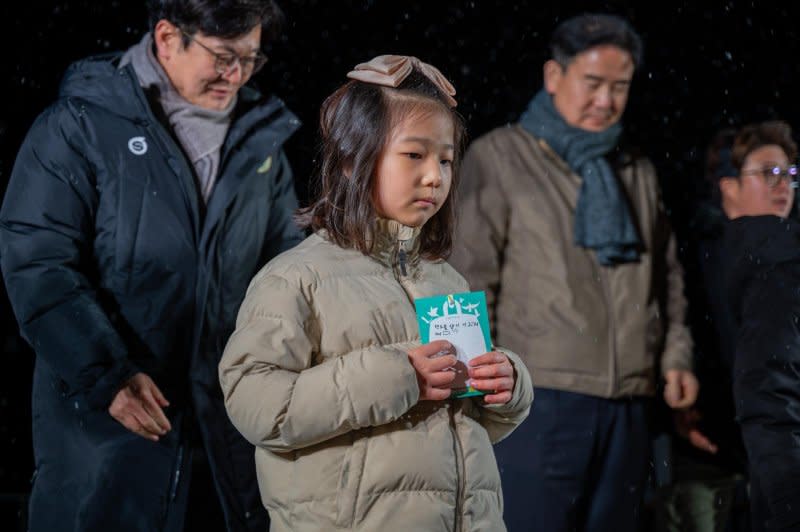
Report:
263,150,304,256
659,231,693,373
654,187,693,374
219,270,420,453
0,106,139,409
475,348,534,443
449,138,509,335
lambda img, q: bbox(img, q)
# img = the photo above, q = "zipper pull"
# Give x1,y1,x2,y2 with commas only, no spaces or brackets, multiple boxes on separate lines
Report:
398,245,408,277
170,444,184,500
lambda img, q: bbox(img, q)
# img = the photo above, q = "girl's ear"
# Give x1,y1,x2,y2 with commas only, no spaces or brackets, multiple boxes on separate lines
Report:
340,151,359,179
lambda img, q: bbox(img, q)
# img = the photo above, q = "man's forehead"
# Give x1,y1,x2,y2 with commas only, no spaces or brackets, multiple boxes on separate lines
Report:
570,45,635,74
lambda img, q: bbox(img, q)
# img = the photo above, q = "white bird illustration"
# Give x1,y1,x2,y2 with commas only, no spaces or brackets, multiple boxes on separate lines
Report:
463,302,479,313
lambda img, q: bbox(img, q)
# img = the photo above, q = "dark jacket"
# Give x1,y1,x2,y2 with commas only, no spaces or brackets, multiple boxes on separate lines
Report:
725,215,800,530
0,53,302,531
675,204,746,474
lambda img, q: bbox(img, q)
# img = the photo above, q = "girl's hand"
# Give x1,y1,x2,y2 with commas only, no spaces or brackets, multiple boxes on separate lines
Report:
468,351,515,405
408,340,457,401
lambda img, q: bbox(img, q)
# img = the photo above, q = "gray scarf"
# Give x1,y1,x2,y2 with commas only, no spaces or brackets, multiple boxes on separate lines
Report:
121,33,235,203
519,89,641,265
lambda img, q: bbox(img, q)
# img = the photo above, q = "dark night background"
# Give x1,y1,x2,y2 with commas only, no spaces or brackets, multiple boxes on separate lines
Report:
1,0,798,529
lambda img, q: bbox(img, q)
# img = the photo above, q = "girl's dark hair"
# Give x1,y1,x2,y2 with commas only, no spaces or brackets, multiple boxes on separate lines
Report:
732,120,797,171
146,0,284,43
297,69,466,260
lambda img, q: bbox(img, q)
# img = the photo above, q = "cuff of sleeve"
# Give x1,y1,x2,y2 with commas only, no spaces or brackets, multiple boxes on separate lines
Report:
85,358,140,410
660,326,693,375
343,347,420,427
660,350,693,375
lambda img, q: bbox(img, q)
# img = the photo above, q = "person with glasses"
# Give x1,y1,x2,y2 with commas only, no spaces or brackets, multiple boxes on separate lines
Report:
180,29,270,79
720,123,798,220
715,121,800,531
0,1,301,531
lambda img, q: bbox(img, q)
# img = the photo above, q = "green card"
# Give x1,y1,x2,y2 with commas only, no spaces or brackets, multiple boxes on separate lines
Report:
414,291,492,398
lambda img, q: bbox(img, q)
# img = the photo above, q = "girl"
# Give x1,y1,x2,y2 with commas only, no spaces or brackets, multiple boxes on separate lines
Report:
219,55,533,531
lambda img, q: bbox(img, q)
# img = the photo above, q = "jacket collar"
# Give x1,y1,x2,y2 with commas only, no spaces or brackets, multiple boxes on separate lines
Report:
370,219,422,271
689,201,729,239
724,215,800,306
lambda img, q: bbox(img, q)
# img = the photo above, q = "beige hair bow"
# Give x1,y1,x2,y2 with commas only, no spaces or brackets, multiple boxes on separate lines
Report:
346,55,457,107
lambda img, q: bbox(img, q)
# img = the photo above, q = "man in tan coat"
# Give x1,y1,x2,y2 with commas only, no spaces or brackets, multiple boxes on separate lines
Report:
450,13,697,531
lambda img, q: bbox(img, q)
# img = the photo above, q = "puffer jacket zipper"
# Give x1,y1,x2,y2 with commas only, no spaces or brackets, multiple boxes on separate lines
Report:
398,246,408,277
393,235,465,531
169,444,185,501
393,238,409,280
449,407,466,532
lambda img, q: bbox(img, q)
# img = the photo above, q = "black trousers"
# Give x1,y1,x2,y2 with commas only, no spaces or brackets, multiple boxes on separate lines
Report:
494,388,651,532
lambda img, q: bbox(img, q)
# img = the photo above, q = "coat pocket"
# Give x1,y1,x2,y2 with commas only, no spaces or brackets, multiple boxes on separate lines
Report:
335,429,369,527
111,175,146,291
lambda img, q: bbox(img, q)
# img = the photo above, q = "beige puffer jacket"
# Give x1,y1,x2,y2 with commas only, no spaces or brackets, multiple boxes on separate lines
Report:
219,220,534,532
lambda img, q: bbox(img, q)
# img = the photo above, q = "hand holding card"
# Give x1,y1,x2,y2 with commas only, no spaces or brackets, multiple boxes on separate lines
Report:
407,340,458,401
415,291,493,398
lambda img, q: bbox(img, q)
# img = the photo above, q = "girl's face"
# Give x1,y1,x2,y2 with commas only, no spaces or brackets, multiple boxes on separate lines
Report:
372,108,455,228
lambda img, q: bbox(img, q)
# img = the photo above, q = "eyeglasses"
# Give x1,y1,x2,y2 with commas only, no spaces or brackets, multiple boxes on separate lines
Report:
740,165,800,188
181,30,268,76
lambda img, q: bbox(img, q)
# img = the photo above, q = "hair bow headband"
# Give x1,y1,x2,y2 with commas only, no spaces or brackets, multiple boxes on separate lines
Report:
346,55,458,107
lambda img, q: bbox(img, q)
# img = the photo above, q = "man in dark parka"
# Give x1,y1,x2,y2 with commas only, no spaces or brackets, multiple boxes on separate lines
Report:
0,1,302,530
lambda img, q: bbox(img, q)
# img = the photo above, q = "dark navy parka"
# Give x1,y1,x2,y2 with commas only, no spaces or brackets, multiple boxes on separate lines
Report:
725,215,800,530
0,53,302,531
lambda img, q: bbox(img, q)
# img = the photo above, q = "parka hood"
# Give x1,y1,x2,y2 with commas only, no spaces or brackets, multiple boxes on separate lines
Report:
59,53,149,122
58,53,299,147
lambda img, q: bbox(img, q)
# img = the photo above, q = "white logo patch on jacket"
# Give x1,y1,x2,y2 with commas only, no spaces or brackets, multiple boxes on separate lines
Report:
128,136,148,156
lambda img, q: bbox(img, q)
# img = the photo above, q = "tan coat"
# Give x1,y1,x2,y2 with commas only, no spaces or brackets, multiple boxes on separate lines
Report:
450,125,692,398
220,220,534,531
